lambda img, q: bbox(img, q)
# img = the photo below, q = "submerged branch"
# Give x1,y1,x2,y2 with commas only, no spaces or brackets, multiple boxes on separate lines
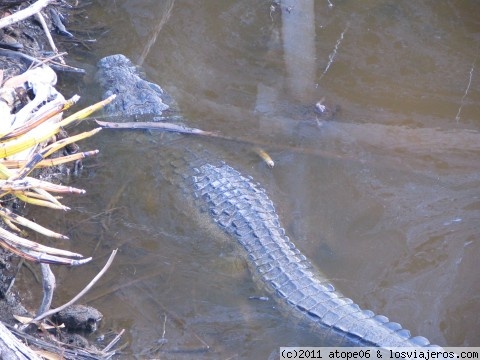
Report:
37,263,55,316
34,249,118,322
95,119,218,137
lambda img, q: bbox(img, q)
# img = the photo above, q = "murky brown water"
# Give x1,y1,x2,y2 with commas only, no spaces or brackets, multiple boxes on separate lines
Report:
17,1,480,358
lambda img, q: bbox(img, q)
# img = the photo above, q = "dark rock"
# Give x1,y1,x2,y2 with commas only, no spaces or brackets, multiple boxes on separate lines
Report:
52,304,103,332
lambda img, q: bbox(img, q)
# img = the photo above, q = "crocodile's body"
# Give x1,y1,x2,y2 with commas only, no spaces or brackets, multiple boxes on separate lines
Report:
97,54,438,348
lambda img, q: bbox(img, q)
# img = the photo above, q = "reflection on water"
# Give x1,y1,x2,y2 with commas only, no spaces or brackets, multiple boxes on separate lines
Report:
21,0,480,358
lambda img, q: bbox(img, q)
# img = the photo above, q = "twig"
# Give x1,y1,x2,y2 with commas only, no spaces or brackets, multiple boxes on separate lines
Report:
35,12,66,65
36,263,56,316
0,48,84,74
43,58,86,73
161,313,167,339
102,328,125,353
94,118,353,162
0,0,52,29
31,52,68,69
33,249,118,322
319,22,349,81
66,207,122,233
95,119,219,137
5,322,115,359
455,52,478,123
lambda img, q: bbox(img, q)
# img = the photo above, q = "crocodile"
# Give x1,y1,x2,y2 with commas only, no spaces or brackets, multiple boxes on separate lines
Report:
96,54,439,348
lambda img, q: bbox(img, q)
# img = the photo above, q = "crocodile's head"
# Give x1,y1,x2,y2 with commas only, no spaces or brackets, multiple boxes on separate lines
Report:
96,54,176,118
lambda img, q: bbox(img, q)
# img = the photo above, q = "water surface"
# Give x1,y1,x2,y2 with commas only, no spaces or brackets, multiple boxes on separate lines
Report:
20,1,480,358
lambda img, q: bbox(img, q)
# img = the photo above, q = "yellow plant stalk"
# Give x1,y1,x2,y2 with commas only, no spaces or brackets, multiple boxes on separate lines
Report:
0,226,81,258
0,102,62,140
30,187,64,206
14,192,69,210
0,94,113,263
0,95,114,159
0,207,67,239
8,129,101,181
41,128,102,158
0,161,13,179
9,153,43,181
57,94,116,128
1,150,99,169
0,94,78,141
0,215,25,235
12,190,59,201
0,176,66,207
0,238,91,265
25,178,84,194
0,178,85,194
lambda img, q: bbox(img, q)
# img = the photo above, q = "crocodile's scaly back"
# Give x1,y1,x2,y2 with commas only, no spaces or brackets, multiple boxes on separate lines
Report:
189,162,434,347
97,54,440,348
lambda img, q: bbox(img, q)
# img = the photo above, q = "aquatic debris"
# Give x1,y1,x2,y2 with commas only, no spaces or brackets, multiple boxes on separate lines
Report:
455,53,477,123
253,146,275,168
95,119,216,136
319,23,349,81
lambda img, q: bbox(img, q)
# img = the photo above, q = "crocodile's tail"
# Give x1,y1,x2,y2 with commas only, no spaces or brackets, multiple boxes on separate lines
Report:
190,161,439,348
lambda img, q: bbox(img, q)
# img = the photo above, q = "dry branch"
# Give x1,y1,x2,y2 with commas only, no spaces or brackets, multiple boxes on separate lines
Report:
4,322,116,359
0,321,42,360
35,11,66,64
95,119,218,136
34,249,118,322
0,0,52,29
